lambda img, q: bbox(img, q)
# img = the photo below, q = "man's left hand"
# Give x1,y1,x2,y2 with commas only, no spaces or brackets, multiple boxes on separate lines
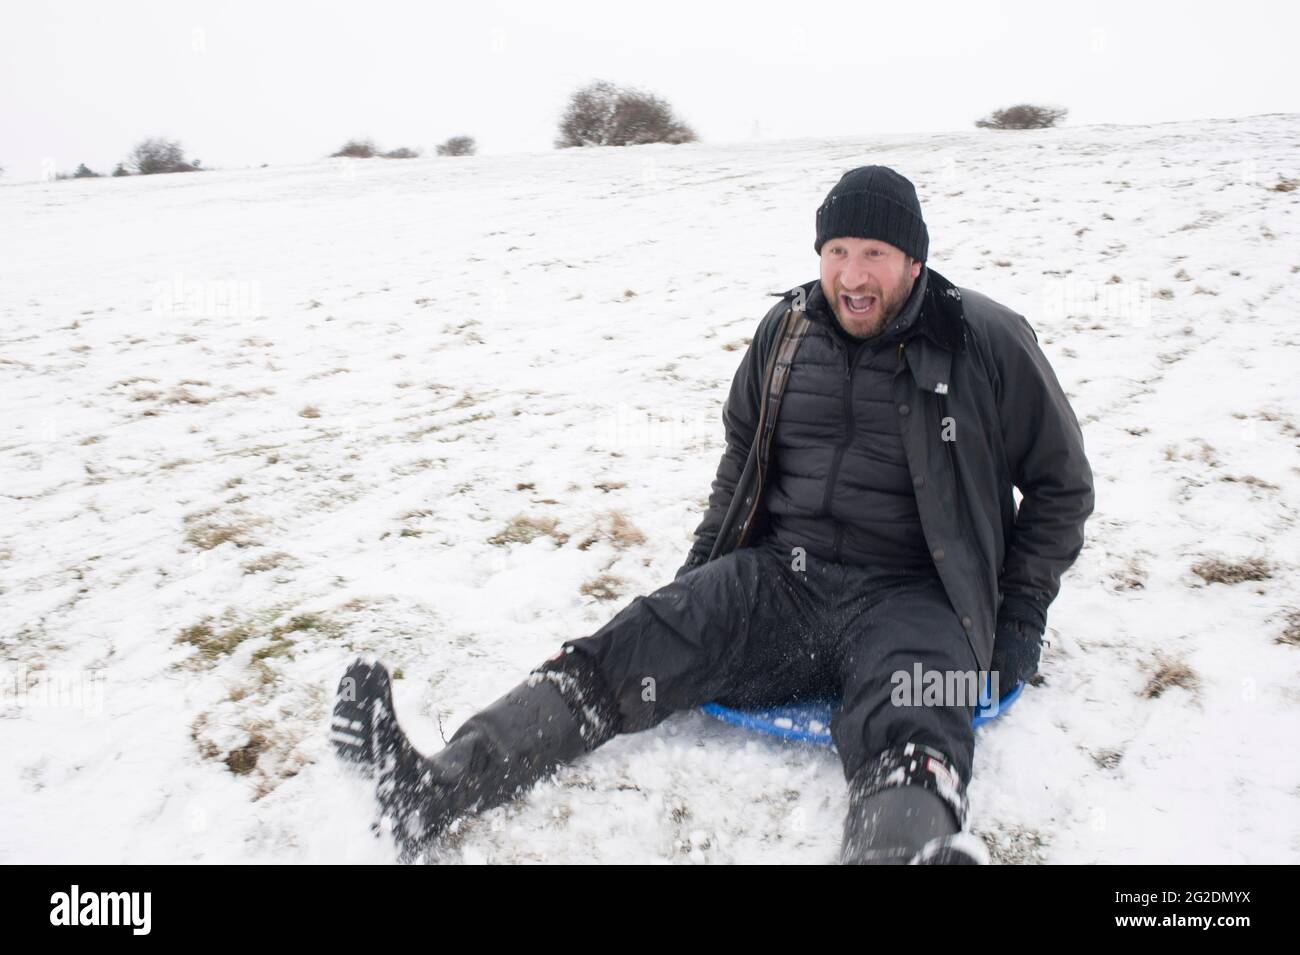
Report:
989,614,1043,701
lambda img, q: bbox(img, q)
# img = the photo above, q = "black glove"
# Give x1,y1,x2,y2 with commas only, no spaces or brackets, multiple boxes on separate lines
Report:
990,596,1046,702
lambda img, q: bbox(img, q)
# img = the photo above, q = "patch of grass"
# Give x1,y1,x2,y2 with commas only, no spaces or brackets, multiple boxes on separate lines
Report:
276,613,340,637
241,551,293,575
176,609,341,667
184,516,265,551
299,405,321,418
978,824,1048,865
250,635,294,662
580,573,625,601
165,387,210,405
577,511,646,551
1276,608,1300,647
1091,748,1124,770
177,619,259,661
1141,654,1200,699
1190,556,1273,585
1109,556,1147,591
224,721,273,776
1220,474,1279,491
488,515,569,547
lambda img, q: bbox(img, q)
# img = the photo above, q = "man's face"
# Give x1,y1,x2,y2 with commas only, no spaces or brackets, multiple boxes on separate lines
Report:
819,237,923,339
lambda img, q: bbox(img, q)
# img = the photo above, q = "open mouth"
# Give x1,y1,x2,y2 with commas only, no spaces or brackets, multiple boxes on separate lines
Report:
841,293,877,316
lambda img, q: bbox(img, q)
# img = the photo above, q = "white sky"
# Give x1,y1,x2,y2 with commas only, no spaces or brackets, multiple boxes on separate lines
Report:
2,0,1296,179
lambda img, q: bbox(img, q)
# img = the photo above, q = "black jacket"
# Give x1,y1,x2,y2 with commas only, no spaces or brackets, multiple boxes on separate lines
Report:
761,263,934,571
681,266,1095,672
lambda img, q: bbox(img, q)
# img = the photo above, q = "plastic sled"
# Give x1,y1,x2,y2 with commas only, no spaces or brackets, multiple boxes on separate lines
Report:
701,680,1023,749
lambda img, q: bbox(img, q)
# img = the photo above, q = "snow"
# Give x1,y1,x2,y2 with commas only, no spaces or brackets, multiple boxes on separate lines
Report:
2,113,1299,864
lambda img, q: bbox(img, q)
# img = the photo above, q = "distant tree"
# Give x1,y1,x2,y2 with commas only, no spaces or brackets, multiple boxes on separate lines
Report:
112,163,130,177
128,137,200,174
331,138,377,158
381,146,422,159
555,80,697,148
73,163,101,178
975,104,1068,130
608,87,697,145
435,136,476,157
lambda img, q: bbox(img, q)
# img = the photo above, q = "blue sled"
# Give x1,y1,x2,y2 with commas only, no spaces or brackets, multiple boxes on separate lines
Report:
701,681,1023,749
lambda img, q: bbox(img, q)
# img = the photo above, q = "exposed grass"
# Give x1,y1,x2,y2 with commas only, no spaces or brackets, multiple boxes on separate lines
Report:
240,551,294,575
177,619,259,662
579,573,625,601
1141,654,1201,699
1220,474,1279,491
488,515,569,547
226,725,270,775
979,823,1048,864
1276,608,1300,647
1190,556,1273,585
577,511,646,551
1109,556,1147,591
183,506,267,551
175,609,342,667
1091,748,1124,770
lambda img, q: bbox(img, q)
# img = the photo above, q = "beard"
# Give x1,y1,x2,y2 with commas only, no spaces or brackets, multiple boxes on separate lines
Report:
828,267,916,340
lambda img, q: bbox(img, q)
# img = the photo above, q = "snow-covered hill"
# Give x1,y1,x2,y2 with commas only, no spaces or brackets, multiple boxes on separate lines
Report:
3,113,1298,863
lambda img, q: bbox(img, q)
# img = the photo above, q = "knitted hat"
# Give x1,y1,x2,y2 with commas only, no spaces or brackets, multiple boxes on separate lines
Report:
814,165,929,262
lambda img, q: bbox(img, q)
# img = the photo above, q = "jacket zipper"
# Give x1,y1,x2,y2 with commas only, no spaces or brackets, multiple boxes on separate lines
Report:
823,335,866,564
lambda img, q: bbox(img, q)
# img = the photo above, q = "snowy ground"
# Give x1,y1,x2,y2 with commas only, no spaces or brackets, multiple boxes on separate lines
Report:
2,113,1298,864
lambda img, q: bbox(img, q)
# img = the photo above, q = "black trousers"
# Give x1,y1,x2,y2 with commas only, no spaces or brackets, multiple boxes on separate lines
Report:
562,535,980,787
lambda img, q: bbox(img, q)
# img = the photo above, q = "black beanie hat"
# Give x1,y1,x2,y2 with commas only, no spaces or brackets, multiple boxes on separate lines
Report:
814,165,929,262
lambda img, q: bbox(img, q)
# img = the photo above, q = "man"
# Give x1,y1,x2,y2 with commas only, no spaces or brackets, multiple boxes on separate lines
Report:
331,165,1095,864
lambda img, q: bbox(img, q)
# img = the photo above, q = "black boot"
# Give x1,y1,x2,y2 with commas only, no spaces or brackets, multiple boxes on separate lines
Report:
840,742,985,865
331,648,621,863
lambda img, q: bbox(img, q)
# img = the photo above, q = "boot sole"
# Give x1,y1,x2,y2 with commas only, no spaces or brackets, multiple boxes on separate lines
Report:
330,659,397,777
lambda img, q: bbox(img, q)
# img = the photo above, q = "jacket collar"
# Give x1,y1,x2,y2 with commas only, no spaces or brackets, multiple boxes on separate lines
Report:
778,266,967,355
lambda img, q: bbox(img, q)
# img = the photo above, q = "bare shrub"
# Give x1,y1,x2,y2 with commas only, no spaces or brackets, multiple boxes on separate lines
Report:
975,104,1068,130
382,146,421,159
555,80,697,148
128,137,201,174
331,138,377,158
435,136,476,157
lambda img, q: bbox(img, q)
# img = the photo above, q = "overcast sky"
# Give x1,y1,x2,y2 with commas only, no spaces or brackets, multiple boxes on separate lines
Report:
2,0,1296,179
